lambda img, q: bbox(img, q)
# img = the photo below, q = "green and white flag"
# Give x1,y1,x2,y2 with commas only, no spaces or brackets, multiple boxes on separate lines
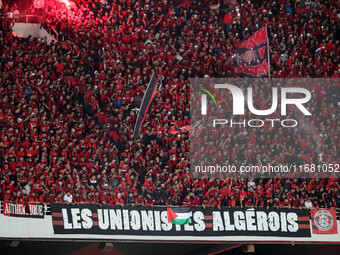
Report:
167,207,191,225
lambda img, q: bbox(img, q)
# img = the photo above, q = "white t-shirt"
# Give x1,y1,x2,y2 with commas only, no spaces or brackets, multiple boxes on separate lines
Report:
63,194,73,203
305,200,313,209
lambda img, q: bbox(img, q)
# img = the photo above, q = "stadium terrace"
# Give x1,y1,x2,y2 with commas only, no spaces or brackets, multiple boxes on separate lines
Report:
0,0,338,212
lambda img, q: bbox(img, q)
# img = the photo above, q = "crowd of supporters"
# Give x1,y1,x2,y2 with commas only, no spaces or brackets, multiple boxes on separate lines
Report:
0,0,339,210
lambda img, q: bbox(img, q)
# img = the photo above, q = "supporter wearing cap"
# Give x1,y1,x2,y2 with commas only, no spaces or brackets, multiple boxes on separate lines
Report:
115,193,125,206
305,197,313,209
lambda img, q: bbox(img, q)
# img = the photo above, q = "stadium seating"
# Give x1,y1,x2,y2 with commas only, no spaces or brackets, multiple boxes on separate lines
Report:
0,0,339,209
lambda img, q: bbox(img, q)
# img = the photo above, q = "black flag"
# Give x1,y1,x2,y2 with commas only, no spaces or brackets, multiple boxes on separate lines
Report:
133,73,161,138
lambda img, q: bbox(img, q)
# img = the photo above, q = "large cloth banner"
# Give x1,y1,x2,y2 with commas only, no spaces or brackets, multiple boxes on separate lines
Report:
233,26,269,77
51,204,311,237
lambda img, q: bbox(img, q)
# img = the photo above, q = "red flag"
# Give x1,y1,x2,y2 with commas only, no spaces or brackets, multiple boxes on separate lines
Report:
311,209,338,234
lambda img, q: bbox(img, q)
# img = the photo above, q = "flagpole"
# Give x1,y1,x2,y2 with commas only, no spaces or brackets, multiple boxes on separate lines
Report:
266,25,270,78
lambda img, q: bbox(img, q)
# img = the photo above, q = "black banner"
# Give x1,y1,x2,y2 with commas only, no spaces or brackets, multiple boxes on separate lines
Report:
233,26,269,77
2,202,44,218
51,205,311,237
132,73,161,138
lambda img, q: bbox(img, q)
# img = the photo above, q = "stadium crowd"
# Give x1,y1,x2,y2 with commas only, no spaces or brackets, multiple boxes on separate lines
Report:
0,0,339,210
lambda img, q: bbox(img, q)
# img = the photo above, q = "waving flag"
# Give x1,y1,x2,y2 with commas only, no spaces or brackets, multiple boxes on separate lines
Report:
133,73,162,139
233,26,270,77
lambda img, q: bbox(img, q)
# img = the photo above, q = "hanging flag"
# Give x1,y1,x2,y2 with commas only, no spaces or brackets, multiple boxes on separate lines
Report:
311,209,338,235
167,207,191,225
133,73,162,138
233,26,270,77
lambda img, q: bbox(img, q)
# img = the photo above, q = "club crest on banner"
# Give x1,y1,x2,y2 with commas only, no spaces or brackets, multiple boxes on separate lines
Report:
314,210,334,231
311,209,338,235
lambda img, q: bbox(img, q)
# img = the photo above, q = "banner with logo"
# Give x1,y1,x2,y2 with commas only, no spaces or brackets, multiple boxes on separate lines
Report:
2,202,44,218
51,205,311,237
311,209,338,235
233,26,269,77
133,73,162,138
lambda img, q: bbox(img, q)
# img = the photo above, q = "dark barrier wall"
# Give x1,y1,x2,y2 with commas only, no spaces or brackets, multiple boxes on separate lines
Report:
51,204,311,237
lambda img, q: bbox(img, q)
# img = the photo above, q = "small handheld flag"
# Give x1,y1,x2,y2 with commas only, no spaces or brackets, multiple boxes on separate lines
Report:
167,207,191,225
